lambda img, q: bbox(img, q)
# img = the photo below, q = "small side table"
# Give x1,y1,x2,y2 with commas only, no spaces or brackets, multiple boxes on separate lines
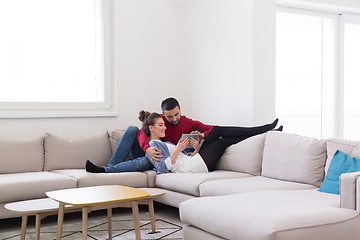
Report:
5,198,80,240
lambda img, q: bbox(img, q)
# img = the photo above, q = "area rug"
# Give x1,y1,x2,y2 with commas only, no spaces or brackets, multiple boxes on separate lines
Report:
0,205,183,240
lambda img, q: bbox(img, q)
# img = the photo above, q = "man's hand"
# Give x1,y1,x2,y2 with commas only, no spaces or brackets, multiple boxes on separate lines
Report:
146,147,163,164
191,130,205,140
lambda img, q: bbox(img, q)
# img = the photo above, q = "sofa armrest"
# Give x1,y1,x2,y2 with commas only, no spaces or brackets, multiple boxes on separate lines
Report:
144,170,157,187
340,171,360,210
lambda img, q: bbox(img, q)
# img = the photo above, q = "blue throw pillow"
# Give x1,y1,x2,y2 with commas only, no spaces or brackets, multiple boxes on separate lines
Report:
318,150,360,194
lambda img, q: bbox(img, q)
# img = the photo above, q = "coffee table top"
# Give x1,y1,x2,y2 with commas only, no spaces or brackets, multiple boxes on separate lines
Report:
46,185,150,206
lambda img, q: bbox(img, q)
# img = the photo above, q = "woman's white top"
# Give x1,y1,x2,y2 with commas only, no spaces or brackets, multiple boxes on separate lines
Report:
160,141,208,173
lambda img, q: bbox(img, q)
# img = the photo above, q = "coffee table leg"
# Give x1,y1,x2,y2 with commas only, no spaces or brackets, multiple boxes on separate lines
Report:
148,199,156,233
82,207,90,240
107,208,112,240
56,202,65,240
131,201,141,240
35,214,41,240
20,214,28,240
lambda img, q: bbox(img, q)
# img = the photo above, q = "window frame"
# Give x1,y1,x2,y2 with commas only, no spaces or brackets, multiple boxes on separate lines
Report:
0,0,116,118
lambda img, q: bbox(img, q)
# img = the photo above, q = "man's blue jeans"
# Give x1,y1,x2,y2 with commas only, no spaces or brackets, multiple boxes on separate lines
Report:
104,126,153,173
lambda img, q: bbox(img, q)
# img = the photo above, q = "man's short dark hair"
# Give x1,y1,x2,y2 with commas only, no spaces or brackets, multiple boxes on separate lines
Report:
161,97,180,112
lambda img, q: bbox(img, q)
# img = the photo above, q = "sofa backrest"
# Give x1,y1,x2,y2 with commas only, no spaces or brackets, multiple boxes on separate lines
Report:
261,131,327,187
216,133,266,176
325,138,360,174
0,136,44,174
43,132,112,171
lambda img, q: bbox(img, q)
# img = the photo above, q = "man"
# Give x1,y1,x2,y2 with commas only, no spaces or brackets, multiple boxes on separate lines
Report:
137,97,214,162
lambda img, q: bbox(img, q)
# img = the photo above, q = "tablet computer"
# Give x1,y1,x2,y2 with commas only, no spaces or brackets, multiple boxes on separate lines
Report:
181,134,199,148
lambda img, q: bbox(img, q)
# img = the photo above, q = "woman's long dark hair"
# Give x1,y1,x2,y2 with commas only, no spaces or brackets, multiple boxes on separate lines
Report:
138,110,162,136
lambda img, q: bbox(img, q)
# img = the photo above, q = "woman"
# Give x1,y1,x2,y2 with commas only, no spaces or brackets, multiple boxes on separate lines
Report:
139,110,281,174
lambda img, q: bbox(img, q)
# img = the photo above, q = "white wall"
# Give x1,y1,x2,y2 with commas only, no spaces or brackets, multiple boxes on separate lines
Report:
4,0,357,137
178,0,254,126
253,0,276,125
0,0,277,137
179,0,276,126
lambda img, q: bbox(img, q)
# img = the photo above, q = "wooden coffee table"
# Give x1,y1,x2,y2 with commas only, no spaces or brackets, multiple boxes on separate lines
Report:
5,187,165,240
46,185,151,240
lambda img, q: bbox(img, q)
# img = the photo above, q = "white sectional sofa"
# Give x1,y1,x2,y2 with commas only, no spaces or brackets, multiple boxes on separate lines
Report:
179,131,360,240
1,129,360,240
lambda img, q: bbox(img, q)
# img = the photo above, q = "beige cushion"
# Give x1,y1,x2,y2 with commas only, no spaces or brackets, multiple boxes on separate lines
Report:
0,136,44,174
107,129,125,154
52,169,147,188
0,172,77,203
199,176,316,197
215,133,265,175
262,131,327,187
325,138,360,174
44,132,112,171
155,170,251,196
180,190,360,240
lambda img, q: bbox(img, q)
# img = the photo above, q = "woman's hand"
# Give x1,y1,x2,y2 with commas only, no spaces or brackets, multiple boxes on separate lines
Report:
170,138,189,164
189,138,200,156
176,138,189,152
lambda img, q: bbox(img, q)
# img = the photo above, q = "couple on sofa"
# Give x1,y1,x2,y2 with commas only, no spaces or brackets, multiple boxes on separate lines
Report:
86,97,282,174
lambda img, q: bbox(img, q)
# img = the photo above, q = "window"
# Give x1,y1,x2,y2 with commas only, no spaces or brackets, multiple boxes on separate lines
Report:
0,0,114,117
276,6,360,140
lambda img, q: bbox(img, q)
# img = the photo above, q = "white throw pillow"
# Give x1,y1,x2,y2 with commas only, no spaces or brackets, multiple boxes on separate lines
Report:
44,132,112,171
262,131,327,187
215,133,266,176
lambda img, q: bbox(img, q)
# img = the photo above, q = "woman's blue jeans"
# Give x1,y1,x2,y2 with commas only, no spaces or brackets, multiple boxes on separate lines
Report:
104,126,153,173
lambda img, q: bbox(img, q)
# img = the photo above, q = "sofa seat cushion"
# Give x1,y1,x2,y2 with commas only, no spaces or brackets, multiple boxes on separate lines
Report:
199,176,317,197
155,170,252,197
0,172,77,203
52,169,148,188
180,190,360,240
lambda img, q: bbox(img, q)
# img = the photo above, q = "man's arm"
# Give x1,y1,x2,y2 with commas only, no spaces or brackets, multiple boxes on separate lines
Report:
189,119,214,139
